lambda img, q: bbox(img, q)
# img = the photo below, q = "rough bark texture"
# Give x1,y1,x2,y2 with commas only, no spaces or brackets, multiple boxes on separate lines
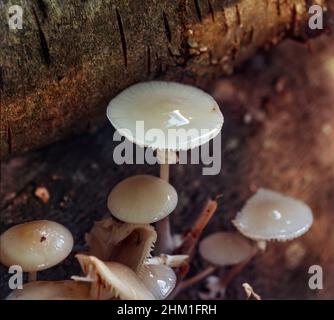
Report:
1,35,333,299
1,0,332,157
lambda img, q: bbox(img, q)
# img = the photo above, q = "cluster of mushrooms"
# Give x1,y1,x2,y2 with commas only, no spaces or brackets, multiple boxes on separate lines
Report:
0,81,313,300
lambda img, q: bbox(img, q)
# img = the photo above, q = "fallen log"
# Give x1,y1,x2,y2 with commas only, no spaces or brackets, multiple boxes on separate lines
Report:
1,0,332,157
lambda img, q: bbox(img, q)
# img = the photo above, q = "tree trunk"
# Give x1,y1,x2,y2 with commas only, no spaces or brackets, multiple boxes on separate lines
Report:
0,0,332,157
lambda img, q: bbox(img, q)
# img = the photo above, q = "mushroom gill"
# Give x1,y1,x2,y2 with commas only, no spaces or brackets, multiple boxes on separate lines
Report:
85,217,157,274
72,254,155,300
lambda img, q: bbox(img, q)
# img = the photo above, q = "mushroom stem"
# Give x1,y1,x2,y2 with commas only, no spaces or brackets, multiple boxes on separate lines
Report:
155,161,174,254
155,217,174,254
178,265,218,292
28,271,37,282
159,163,170,181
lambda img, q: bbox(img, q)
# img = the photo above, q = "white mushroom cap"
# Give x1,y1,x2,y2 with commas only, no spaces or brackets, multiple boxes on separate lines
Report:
107,175,178,224
199,232,256,266
0,220,73,272
107,81,224,151
6,281,90,300
73,254,155,300
139,264,176,300
232,188,313,241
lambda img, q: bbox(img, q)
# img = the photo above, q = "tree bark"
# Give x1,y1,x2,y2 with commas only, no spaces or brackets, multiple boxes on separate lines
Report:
0,0,332,157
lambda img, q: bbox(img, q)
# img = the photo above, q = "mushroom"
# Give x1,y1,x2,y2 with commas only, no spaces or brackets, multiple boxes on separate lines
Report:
199,232,257,267
139,264,176,300
85,216,157,273
107,175,178,224
232,188,314,242
107,81,224,253
6,280,90,300
72,254,155,300
0,220,73,281
177,232,257,296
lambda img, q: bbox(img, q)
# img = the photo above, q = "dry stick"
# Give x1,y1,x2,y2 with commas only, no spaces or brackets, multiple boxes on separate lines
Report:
168,199,218,299
178,265,218,291
219,256,253,287
176,199,218,258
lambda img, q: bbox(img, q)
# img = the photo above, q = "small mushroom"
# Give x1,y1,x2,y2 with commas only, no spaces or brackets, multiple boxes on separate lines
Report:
107,175,178,224
6,280,90,300
139,264,176,300
0,220,73,281
107,81,224,253
232,188,313,241
199,232,257,266
85,216,156,273
72,254,155,300
178,232,257,295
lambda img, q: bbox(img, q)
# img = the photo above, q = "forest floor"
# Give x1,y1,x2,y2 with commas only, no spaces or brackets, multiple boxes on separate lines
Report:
1,34,334,300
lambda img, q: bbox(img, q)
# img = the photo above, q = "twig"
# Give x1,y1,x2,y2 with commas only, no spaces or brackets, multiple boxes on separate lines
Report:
178,265,218,292
175,199,218,258
242,283,261,300
219,256,252,287
168,199,218,299
176,254,255,297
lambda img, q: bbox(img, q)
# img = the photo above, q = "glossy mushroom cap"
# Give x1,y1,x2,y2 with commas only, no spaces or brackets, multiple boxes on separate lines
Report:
139,264,176,300
107,175,178,224
6,281,90,300
0,220,73,272
232,189,313,241
199,232,256,266
107,81,224,151
73,254,155,300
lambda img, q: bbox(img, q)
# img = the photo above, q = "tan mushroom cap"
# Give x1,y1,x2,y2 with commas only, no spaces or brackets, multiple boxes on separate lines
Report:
6,281,90,300
73,254,155,300
107,175,178,224
232,188,313,241
199,232,256,266
139,264,176,300
107,81,224,151
0,220,73,272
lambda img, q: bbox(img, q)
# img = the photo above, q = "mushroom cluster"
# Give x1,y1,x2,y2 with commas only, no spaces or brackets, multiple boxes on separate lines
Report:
0,81,315,300
107,80,224,253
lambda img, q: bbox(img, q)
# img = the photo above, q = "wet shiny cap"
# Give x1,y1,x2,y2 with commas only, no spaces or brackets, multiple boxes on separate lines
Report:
232,189,313,241
0,220,73,272
107,175,178,224
107,81,224,150
6,281,90,300
199,232,256,266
